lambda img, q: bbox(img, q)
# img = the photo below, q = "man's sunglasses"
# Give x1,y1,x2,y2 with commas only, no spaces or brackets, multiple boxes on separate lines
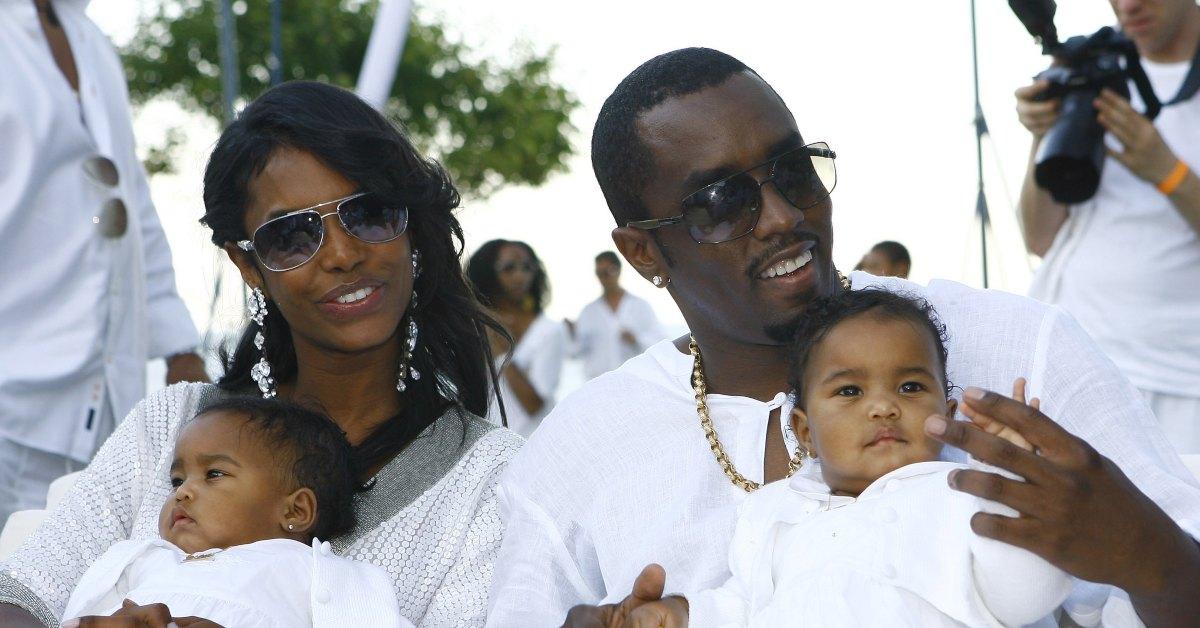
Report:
237,192,408,272
627,142,836,244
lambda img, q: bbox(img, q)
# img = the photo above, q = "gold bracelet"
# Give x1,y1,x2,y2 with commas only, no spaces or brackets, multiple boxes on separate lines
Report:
1157,160,1189,195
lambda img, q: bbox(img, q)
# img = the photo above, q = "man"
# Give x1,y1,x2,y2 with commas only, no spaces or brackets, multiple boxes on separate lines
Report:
1017,0,1200,451
0,0,206,523
486,48,1200,626
854,240,911,278
568,251,664,380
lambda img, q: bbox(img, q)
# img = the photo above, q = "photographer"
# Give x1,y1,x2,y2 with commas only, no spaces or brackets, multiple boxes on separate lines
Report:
1017,0,1200,452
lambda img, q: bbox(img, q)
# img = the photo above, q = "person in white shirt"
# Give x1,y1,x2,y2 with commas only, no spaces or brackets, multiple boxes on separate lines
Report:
469,239,567,437
487,47,1200,627
63,396,408,627
625,289,1073,628
568,251,664,381
0,0,206,525
1016,0,1200,451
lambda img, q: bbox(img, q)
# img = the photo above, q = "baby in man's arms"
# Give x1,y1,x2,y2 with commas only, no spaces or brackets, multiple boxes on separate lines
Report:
637,289,1078,627
61,396,409,628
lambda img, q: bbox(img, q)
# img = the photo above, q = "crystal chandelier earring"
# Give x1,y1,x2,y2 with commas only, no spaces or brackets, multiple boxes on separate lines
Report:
396,249,421,392
248,287,276,398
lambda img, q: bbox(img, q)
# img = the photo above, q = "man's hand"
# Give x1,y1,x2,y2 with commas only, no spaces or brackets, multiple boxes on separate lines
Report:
562,564,688,628
924,388,1200,625
1095,88,1180,186
1015,79,1060,139
165,352,209,385
63,599,226,627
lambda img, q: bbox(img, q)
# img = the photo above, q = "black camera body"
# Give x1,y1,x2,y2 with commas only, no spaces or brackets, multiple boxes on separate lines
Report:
1009,1,1160,203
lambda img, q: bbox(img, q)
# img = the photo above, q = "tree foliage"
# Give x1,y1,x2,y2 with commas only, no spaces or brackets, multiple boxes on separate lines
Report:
122,0,578,197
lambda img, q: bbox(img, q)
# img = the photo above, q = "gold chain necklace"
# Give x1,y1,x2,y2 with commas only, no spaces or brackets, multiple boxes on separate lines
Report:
690,270,851,492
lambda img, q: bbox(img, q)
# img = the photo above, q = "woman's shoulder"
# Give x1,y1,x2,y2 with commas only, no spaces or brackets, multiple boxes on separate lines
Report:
125,382,216,431
453,408,526,474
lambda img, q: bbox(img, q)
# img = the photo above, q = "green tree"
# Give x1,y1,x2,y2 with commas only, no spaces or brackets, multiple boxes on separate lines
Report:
122,0,578,197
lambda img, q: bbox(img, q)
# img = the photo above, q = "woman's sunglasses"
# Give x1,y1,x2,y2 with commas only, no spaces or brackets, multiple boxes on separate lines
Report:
626,142,836,244
237,192,408,272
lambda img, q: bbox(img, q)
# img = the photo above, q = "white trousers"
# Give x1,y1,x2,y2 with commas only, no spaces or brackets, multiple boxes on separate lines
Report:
1141,389,1200,455
0,437,86,526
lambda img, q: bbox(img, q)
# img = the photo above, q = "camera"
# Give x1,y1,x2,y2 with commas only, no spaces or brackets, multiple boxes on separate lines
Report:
1009,0,1161,203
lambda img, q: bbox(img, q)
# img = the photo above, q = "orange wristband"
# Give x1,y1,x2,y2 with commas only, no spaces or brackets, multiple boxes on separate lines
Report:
1157,159,1189,195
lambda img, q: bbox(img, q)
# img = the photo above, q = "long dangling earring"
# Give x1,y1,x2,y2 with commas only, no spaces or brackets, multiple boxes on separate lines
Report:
248,287,277,398
396,250,421,392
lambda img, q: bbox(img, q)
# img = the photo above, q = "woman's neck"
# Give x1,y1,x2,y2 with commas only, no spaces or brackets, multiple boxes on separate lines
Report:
284,338,404,445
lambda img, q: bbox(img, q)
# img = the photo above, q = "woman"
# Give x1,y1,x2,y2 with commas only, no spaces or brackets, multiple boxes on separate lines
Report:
467,240,566,437
0,82,522,627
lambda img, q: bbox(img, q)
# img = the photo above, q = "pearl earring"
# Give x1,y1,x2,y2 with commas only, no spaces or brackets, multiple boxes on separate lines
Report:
652,275,665,287
287,523,294,531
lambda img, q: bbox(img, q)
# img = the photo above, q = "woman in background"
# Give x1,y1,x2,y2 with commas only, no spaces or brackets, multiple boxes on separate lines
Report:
468,240,567,437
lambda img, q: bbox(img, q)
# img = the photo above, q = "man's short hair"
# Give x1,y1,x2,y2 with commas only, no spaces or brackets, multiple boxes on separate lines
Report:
872,240,912,267
591,47,753,227
595,251,622,268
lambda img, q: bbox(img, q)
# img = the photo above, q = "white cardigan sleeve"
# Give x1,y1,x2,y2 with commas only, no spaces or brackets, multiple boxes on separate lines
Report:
0,384,199,624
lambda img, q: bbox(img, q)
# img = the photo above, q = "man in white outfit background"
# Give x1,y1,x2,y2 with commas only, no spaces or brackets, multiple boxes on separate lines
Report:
0,0,207,524
567,251,665,381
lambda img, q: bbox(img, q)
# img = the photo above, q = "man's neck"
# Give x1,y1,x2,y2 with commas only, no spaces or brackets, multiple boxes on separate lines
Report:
602,287,624,309
1143,6,1200,63
287,338,404,445
675,330,789,402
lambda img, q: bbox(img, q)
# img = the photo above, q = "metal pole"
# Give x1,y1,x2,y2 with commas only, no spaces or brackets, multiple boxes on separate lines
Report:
217,0,241,124
970,0,991,289
270,0,283,86
355,0,414,110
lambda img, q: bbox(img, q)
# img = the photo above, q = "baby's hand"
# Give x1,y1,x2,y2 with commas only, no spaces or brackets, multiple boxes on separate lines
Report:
620,597,689,628
961,378,1038,452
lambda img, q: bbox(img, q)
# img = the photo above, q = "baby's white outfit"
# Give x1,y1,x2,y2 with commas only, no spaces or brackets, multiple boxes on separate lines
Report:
687,461,1073,627
62,537,411,627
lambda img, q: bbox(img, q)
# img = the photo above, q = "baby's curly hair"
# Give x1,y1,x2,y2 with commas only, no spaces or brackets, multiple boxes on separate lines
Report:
788,289,951,408
193,396,358,541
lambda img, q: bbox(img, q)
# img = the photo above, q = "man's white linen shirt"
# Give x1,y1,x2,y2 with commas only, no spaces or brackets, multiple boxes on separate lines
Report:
571,292,664,380
0,0,199,461
1029,58,1200,398
486,273,1200,626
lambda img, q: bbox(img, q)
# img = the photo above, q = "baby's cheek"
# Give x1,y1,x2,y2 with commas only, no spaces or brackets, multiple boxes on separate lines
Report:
157,499,174,537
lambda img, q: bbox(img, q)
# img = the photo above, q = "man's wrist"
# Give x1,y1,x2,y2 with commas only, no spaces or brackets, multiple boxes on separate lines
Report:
1156,159,1189,195
1127,523,1200,598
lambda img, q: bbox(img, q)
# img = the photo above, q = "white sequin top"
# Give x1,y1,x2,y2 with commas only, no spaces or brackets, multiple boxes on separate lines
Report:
0,383,524,627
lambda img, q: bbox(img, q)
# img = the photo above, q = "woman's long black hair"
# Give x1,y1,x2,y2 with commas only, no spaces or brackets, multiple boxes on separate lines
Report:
201,81,506,472
466,239,550,314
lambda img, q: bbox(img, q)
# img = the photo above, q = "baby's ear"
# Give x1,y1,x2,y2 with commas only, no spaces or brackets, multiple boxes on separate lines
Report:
790,406,816,457
945,398,959,420
282,487,318,536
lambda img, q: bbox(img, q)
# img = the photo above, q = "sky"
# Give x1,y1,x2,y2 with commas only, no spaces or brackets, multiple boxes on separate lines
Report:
86,0,1118,359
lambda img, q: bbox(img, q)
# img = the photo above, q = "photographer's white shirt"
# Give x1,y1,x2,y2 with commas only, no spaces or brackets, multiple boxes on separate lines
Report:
1029,59,1200,407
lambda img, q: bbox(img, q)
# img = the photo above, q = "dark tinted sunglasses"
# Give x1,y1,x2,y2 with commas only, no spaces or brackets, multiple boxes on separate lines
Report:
497,261,536,274
237,192,408,272
627,142,836,244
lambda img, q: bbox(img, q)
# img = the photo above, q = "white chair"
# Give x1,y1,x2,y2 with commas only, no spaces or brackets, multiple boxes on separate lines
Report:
0,471,81,560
